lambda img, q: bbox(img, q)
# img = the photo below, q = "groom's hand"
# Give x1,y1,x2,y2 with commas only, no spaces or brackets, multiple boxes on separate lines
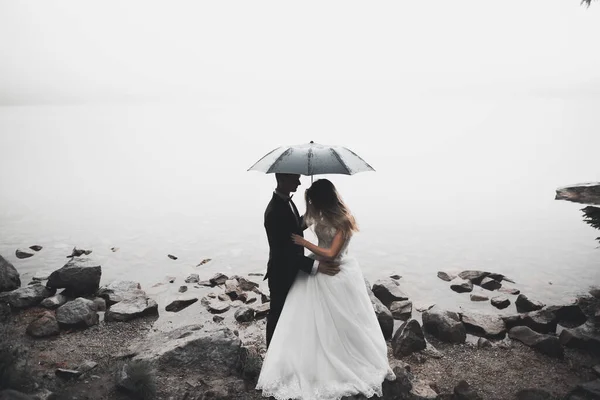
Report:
317,261,340,276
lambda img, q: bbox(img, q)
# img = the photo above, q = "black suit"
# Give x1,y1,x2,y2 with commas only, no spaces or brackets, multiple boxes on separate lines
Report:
264,192,314,348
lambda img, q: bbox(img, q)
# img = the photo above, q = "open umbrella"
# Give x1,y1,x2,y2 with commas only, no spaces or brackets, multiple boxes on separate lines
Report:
247,141,375,182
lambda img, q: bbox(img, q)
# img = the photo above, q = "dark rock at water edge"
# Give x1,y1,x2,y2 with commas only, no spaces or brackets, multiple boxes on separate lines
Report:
479,277,502,291
470,294,488,302
521,309,559,334
168,254,178,260
491,296,510,309
0,255,21,292
97,280,142,305
372,279,408,307
499,287,521,295
509,326,564,358
458,271,490,285
207,300,231,314
560,321,600,355
516,294,545,313
390,300,412,321
365,280,394,340
437,271,456,282
454,380,483,400
15,248,34,259
390,274,402,280
56,297,98,327
178,286,188,293
1,284,55,309
185,274,199,283
547,304,587,327
46,258,101,297
392,319,426,358
213,315,224,323
234,307,255,323
166,298,198,312
26,312,60,338
450,278,473,293
29,245,43,252
210,273,229,286
237,277,259,291
67,247,92,258
422,307,466,344
460,312,506,339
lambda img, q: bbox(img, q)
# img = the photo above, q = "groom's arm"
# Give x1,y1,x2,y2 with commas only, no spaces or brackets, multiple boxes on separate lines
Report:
265,212,315,276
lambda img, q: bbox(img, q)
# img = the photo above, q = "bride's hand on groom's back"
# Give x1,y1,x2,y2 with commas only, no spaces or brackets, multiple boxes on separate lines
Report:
317,261,340,276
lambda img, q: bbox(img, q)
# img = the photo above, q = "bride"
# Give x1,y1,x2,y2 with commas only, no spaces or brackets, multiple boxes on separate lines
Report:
256,179,394,400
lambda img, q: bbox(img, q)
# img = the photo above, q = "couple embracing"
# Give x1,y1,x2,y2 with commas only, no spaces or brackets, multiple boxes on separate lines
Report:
256,173,395,400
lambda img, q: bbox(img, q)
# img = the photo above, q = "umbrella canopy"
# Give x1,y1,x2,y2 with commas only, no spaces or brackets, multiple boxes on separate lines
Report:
247,141,375,177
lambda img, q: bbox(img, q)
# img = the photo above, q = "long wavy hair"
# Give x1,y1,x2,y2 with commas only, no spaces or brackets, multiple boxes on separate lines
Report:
304,179,358,236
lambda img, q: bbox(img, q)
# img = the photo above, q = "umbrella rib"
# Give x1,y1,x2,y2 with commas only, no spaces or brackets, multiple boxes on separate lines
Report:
266,147,293,174
343,147,375,172
247,146,283,171
307,146,314,176
329,148,352,175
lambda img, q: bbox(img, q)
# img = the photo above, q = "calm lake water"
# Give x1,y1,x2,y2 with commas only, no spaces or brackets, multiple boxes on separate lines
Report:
1,100,599,317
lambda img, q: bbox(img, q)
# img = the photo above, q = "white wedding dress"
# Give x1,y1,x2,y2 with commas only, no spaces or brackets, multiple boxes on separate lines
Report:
256,221,395,400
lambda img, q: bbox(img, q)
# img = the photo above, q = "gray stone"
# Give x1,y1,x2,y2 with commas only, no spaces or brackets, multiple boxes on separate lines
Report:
28,245,42,252
454,380,483,400
515,388,557,400
516,294,545,313
131,324,241,376
458,270,490,284
166,298,198,312
470,294,489,302
167,254,178,260
590,287,600,299
218,293,230,302
178,286,188,293
509,326,564,358
0,255,21,292
15,248,34,259
392,319,426,358
252,303,270,319
437,271,456,282
234,307,255,323
207,300,230,314
78,360,98,372
105,296,158,322
521,309,559,334
546,304,587,327
26,312,60,337
479,277,502,291
97,280,141,306
47,258,101,296
57,298,98,327
560,321,600,355
450,278,473,293
224,279,240,297
390,300,413,321
422,307,466,344
31,270,52,282
390,274,402,280
213,315,224,323
185,274,199,284
372,279,409,307
3,284,55,309
491,296,511,310
207,292,217,299
477,337,492,349
41,294,68,309
502,314,523,330
56,368,83,379
499,287,521,295
67,247,92,258
93,297,106,312
410,378,438,399
461,312,506,338
365,280,394,340
209,273,229,286
423,342,444,359
237,277,259,291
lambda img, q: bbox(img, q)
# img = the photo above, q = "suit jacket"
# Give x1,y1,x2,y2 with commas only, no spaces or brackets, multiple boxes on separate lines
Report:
264,193,314,295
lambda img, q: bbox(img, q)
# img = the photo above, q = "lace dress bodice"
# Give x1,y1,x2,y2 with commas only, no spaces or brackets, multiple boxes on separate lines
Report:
311,221,351,262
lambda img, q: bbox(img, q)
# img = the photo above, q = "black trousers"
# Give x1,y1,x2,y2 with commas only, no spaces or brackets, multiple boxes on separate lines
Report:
265,287,288,348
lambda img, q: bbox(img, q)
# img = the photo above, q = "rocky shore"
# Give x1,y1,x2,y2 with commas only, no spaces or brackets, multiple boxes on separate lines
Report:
1,248,600,400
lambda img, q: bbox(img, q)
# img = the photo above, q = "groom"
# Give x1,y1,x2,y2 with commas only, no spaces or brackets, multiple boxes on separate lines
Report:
264,173,340,348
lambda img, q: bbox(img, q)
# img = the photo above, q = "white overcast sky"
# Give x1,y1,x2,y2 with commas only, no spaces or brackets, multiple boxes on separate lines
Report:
1,0,599,105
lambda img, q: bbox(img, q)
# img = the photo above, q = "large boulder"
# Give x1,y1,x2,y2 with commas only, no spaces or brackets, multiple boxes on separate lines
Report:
391,319,426,358
97,281,142,306
56,298,98,327
209,273,229,286
460,312,506,339
2,284,55,309
365,280,394,340
46,258,101,297
105,295,158,322
422,307,466,344
390,300,413,321
131,324,242,376
372,279,409,307
559,321,600,355
546,304,587,327
26,312,60,337
0,255,21,292
521,309,559,334
450,278,473,293
381,365,413,399
509,326,564,359
516,294,545,313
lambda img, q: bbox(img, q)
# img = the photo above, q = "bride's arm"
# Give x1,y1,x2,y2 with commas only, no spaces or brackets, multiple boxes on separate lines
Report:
291,231,346,261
